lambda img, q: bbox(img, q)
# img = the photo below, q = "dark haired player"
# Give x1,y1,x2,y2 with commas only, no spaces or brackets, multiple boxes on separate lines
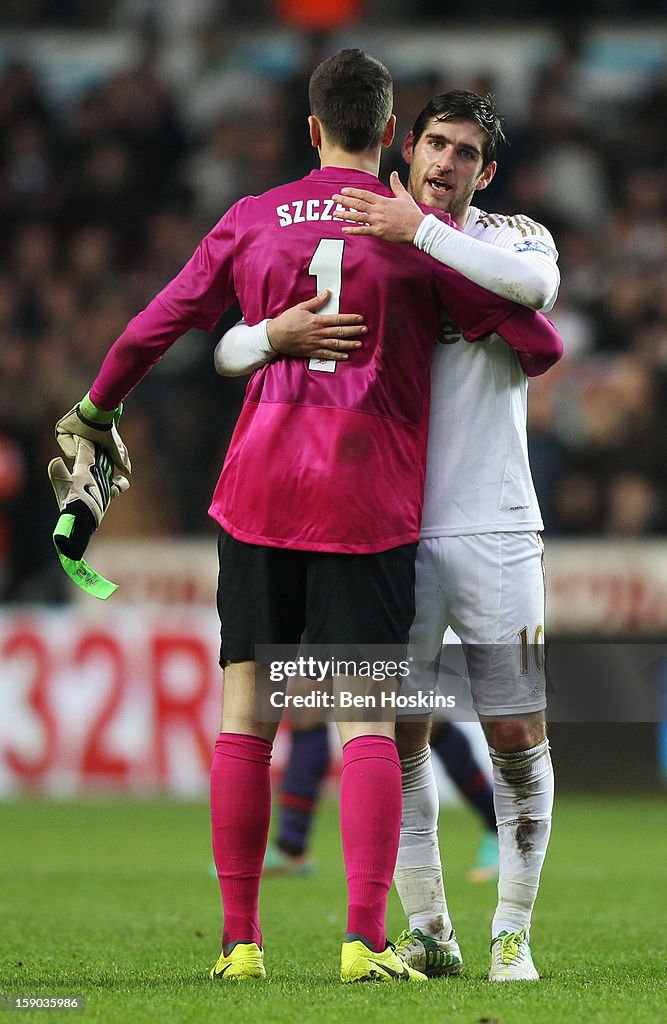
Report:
218,90,560,981
54,65,561,983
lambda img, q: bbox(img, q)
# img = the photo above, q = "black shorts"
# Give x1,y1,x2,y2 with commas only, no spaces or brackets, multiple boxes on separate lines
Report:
216,529,417,665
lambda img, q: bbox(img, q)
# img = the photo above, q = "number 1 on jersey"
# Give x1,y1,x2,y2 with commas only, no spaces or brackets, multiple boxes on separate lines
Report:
308,238,345,374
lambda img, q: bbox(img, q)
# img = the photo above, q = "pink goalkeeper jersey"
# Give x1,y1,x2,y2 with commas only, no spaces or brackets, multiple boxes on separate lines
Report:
90,166,559,553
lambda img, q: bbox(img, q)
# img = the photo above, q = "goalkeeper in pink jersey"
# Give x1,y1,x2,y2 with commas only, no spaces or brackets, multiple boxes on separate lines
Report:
53,52,562,984
217,91,561,982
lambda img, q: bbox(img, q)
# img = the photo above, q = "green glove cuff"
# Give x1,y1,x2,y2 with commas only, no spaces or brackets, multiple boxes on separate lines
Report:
79,392,120,426
53,513,118,600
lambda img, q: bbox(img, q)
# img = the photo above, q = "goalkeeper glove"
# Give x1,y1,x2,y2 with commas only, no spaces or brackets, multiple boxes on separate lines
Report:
55,392,131,474
48,436,129,599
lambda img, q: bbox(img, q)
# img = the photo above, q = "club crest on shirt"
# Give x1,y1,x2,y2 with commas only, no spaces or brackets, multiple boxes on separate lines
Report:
513,239,553,256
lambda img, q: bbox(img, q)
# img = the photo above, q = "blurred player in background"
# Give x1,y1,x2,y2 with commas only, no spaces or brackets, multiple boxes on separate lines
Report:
262,718,498,883
53,56,561,985
218,90,560,981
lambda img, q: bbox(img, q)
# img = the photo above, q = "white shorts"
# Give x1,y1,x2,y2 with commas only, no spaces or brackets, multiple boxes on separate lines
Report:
407,532,546,717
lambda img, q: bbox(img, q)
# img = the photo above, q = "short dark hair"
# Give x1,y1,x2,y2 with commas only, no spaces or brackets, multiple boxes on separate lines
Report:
309,48,393,153
411,90,506,166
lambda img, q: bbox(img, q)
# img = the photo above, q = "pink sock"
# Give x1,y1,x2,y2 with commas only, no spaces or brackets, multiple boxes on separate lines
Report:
210,732,272,948
340,735,401,952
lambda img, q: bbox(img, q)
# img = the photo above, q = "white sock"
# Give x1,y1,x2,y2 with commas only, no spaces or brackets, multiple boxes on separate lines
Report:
393,746,452,941
490,739,554,938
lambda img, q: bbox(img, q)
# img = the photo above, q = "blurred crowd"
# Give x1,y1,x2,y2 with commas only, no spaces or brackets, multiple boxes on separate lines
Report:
1,10,667,601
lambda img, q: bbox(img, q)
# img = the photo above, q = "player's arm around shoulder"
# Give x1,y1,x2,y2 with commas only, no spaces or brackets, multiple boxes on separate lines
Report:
331,171,426,244
416,208,560,313
469,210,560,312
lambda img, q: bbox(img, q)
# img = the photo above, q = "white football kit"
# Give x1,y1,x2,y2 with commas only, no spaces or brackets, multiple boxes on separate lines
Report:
408,207,559,716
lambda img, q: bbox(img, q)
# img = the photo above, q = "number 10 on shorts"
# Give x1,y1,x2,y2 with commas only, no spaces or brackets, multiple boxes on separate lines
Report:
518,624,545,676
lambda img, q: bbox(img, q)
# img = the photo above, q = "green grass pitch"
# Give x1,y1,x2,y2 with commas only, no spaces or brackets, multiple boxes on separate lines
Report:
1,794,665,1023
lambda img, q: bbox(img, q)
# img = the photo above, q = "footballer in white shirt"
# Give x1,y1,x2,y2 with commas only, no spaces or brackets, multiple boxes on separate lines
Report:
215,91,561,982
